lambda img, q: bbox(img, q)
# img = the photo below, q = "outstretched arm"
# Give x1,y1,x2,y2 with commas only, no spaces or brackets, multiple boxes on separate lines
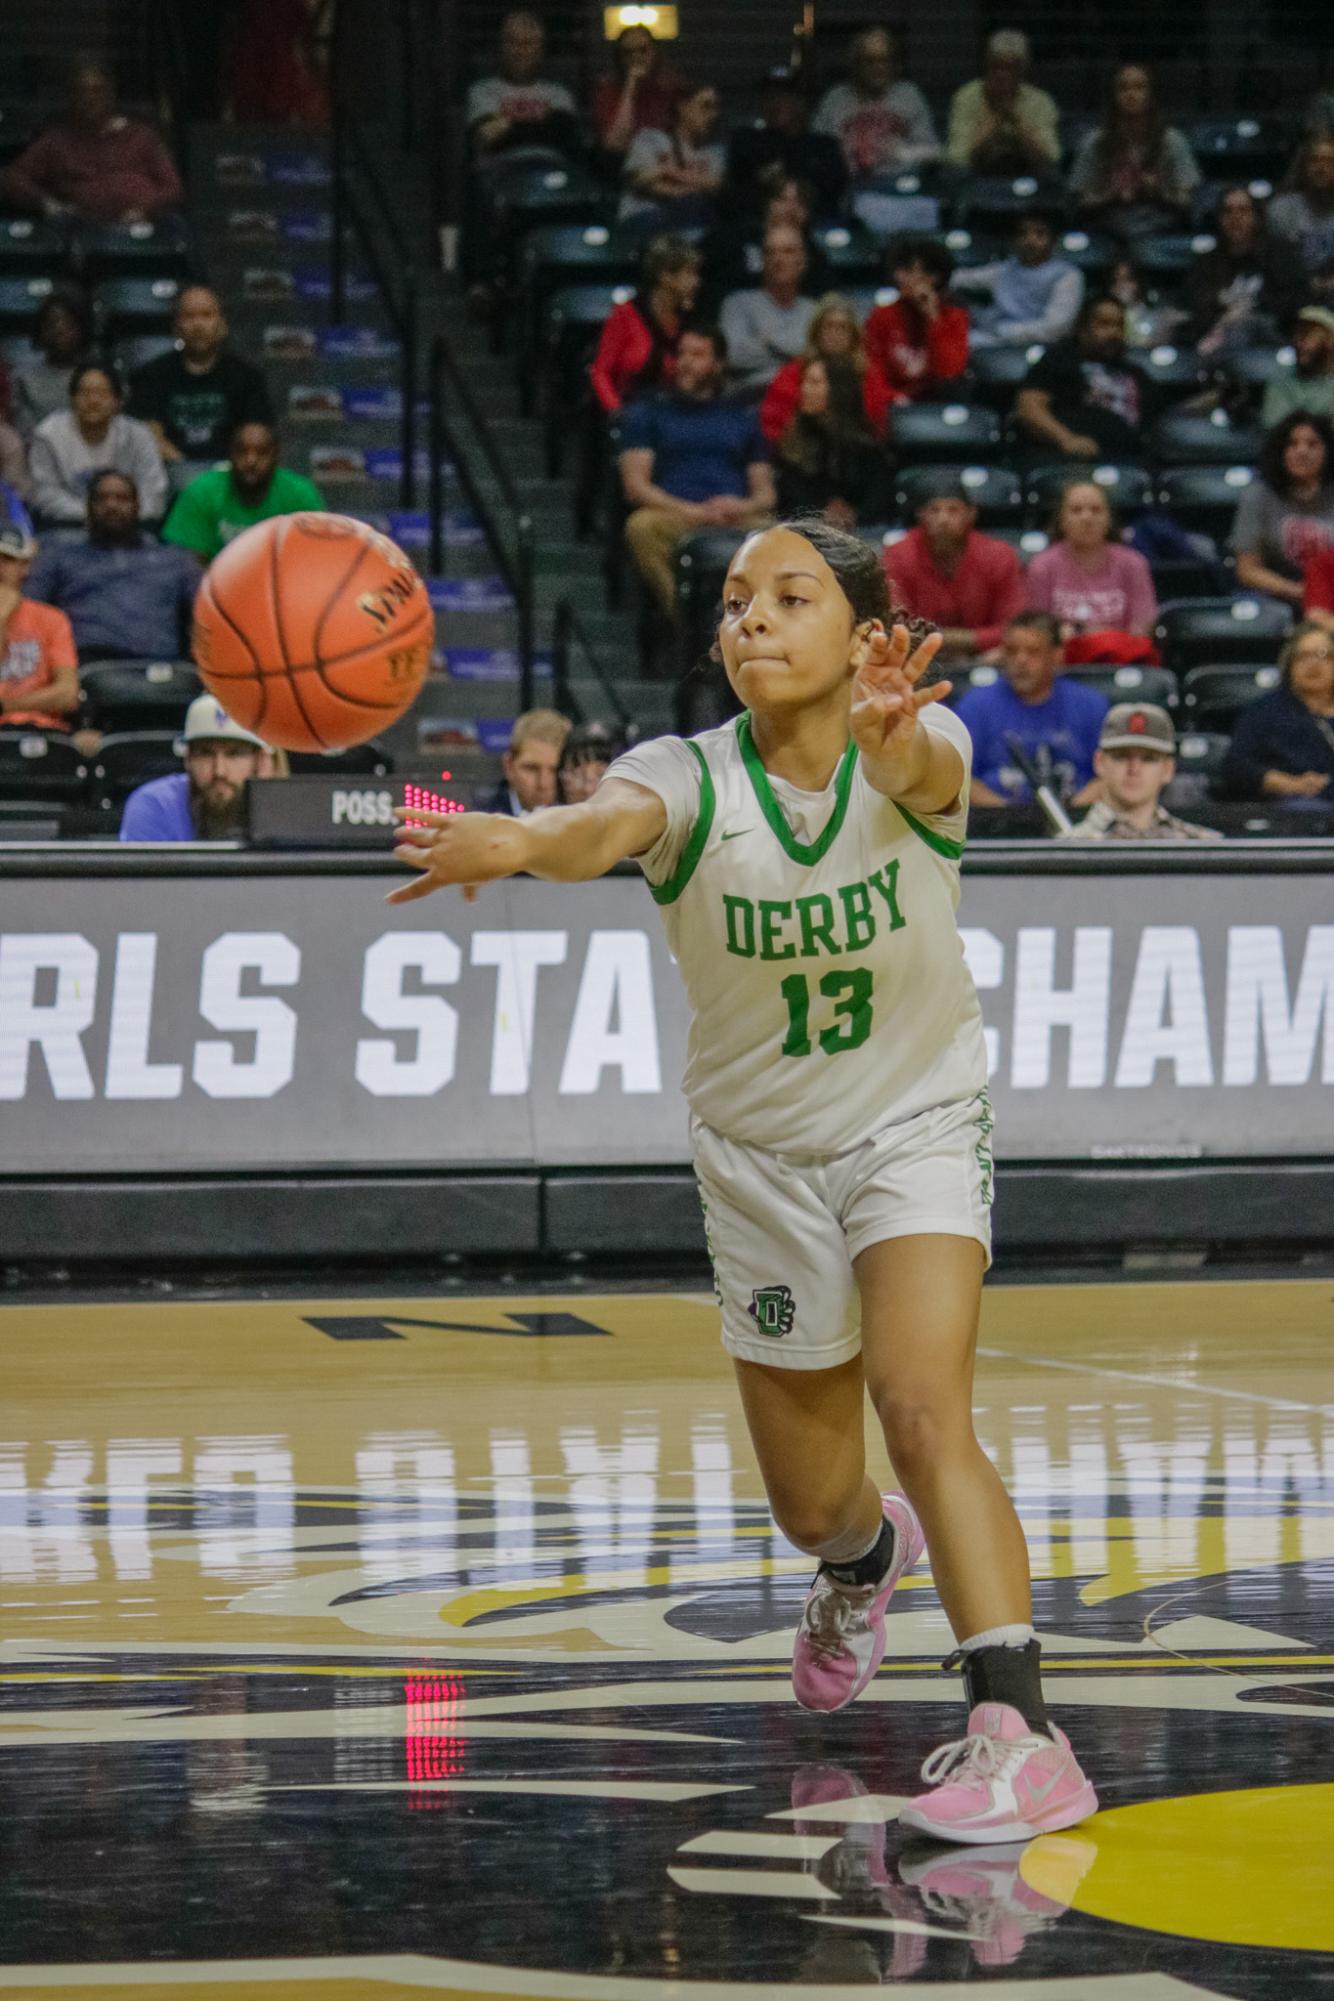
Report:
388,777,668,905
850,624,963,816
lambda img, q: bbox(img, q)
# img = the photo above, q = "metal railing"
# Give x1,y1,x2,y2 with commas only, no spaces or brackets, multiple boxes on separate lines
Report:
552,598,632,734
428,334,537,708
328,113,419,509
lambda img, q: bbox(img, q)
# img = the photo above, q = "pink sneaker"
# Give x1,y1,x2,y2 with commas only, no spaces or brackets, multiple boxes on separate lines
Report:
898,1702,1098,1845
791,1492,924,1713
897,1834,1095,1966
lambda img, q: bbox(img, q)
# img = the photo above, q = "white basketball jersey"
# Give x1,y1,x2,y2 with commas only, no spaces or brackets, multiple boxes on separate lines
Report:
611,710,988,1156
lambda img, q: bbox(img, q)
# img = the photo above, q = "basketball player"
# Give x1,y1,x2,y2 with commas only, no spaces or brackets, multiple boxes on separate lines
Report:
389,519,1097,1843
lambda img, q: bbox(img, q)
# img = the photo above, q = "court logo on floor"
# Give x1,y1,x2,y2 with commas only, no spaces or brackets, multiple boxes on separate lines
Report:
749,1284,796,1338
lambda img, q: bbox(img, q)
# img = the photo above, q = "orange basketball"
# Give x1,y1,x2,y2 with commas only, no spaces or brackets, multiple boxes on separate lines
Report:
191,513,434,752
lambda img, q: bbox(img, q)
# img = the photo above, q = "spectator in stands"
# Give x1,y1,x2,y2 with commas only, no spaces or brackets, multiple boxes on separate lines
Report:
25,470,199,662
558,719,625,804
954,209,1084,348
1222,619,1334,799
1,59,183,224
1024,480,1157,638
956,610,1107,805
814,28,939,183
223,0,332,126
466,11,579,168
619,84,725,229
619,325,774,619
760,295,897,443
1062,703,1222,840
1269,138,1334,280
1,479,33,543
593,25,686,168
1231,411,1334,607
720,226,818,395
1107,252,1178,349
590,236,701,415
1068,64,1200,241
883,472,1026,661
29,362,166,527
946,29,1060,176
484,708,572,816
1184,185,1306,360
1014,295,1149,461
163,421,323,563
1261,306,1334,427
727,69,847,219
701,173,831,313
0,415,27,504
128,286,274,473
0,522,78,734
773,358,888,527
863,236,969,401
10,288,95,438
119,693,272,839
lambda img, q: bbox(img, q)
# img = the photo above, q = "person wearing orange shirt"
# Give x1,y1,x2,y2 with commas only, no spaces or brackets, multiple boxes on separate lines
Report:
863,236,969,400
0,523,79,732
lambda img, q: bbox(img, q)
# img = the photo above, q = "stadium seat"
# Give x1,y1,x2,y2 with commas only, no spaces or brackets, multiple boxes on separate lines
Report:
950,174,1067,233
1056,228,1116,279
540,282,632,474
890,402,1002,464
1024,462,1155,520
1134,343,1205,396
1167,728,1231,802
0,274,55,331
1180,661,1283,730
493,161,608,251
79,221,190,281
1149,408,1264,467
0,731,88,805
989,525,1051,562
88,731,181,813
946,662,1002,702
1223,344,1295,397
968,344,1043,410
811,220,881,283
1134,232,1213,281
80,660,202,731
894,462,1023,523
287,742,393,775
518,224,639,370
1157,464,1255,541
1183,117,1296,185
115,333,179,375
676,528,746,627
0,218,63,273
940,225,1005,270
1063,662,1180,711
1154,597,1292,671
95,276,181,337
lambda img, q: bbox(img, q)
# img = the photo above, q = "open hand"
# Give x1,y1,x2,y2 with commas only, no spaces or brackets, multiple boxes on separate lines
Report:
850,622,949,766
387,808,524,904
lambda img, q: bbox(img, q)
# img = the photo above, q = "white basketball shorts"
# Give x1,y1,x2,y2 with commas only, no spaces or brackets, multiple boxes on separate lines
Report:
691,1091,994,1371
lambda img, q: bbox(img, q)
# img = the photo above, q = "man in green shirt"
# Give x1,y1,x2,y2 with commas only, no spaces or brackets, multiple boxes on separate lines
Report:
162,421,324,562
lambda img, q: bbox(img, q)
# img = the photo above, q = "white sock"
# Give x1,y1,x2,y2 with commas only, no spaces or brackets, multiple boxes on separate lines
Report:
806,1515,888,1568
958,1623,1036,1653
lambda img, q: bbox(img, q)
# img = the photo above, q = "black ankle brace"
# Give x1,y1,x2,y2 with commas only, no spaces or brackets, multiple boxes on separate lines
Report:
944,1637,1051,1737
820,1516,897,1588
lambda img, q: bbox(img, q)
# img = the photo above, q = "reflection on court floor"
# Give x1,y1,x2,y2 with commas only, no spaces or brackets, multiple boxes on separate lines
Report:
1,1281,1332,1996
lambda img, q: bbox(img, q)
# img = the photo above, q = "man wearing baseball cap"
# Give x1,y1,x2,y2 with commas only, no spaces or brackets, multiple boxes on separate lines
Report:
1262,305,1334,428
1062,702,1222,841
119,693,271,841
0,520,79,733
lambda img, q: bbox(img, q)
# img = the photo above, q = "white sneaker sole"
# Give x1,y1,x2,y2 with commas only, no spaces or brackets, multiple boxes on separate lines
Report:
898,1780,1099,1846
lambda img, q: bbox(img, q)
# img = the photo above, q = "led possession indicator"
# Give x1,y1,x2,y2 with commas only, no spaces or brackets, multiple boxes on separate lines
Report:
403,774,466,826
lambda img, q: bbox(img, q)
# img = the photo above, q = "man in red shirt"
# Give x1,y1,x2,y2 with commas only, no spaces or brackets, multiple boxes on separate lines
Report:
864,235,969,400
2,61,182,225
0,524,79,732
883,473,1025,661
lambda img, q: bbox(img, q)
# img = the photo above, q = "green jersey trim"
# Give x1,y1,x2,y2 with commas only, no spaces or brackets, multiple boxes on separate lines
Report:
736,712,858,867
648,739,716,905
895,800,966,861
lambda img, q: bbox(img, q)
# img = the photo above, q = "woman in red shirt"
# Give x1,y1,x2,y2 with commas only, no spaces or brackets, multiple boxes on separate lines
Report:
593,27,686,164
589,236,702,414
863,235,969,400
761,294,900,443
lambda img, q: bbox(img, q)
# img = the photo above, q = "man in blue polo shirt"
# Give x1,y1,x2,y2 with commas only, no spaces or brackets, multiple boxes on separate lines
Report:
619,324,775,620
955,610,1107,807
26,470,200,662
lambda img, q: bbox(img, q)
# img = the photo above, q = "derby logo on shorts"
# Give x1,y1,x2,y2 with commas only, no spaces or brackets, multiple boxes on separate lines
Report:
748,1284,795,1338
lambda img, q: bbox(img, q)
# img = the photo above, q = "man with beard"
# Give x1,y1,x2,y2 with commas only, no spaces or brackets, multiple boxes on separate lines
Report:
162,420,323,564
26,471,200,661
1013,295,1149,463
119,694,271,840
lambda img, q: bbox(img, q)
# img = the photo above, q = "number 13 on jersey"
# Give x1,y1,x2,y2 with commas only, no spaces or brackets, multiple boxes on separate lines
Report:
780,969,874,1056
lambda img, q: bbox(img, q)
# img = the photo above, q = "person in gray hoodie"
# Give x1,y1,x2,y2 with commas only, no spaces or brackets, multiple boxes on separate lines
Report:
29,360,167,526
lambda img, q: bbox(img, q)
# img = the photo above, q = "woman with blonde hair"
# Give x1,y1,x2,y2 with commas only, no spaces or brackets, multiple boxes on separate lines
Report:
760,294,897,443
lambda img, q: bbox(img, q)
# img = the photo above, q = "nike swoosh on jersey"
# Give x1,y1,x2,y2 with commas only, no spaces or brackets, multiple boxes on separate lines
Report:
720,827,753,842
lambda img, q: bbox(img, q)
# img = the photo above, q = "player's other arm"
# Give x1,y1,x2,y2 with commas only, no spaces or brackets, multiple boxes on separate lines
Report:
851,623,964,816
388,778,668,904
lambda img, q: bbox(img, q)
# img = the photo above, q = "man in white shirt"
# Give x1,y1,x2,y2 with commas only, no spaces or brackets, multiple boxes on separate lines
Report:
814,28,940,180
720,226,818,394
